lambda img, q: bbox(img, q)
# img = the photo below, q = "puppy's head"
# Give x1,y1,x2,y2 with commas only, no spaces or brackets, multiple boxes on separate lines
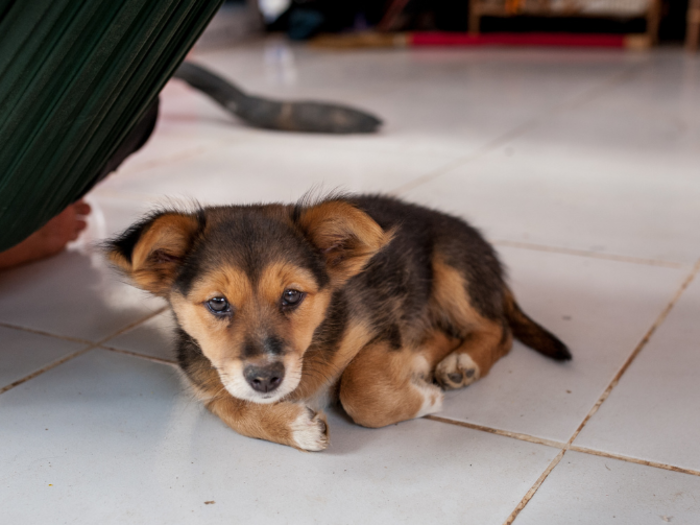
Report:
106,199,391,404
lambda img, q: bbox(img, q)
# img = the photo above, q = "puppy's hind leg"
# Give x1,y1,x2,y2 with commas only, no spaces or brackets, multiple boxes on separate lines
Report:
428,256,513,391
339,340,446,429
434,319,512,390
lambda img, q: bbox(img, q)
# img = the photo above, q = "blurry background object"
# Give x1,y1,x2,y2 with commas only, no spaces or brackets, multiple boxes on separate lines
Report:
688,0,700,50
259,0,292,23
260,0,388,39
173,62,382,133
468,0,662,45
194,0,265,50
310,29,652,49
261,0,695,49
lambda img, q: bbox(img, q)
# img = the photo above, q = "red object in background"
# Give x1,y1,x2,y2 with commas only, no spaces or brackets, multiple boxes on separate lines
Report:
409,32,629,48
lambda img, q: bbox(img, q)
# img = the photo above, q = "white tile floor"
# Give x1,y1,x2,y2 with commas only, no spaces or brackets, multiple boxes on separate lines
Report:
1,38,699,524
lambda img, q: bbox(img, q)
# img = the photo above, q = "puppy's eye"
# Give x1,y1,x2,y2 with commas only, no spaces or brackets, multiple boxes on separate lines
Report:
206,297,231,316
281,289,305,309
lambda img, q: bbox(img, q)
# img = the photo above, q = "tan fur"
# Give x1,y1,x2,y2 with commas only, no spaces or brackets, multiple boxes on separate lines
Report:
208,397,329,451
114,214,201,296
258,262,332,355
288,320,374,403
191,364,328,451
339,340,443,428
419,329,463,370
171,262,336,404
429,258,513,377
170,266,252,366
297,201,394,284
429,258,482,334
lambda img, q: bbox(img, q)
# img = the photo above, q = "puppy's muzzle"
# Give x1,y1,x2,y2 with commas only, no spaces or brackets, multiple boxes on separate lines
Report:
244,362,285,393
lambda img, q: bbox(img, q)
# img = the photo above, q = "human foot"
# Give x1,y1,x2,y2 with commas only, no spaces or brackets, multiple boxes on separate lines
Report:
0,200,92,270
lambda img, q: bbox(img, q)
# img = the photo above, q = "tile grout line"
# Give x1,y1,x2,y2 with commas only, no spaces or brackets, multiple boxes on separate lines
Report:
501,257,700,525
0,322,93,346
492,240,686,269
566,258,700,446
98,345,177,366
0,346,96,395
424,415,700,479
388,119,539,196
568,445,700,478
390,63,648,197
424,415,566,450
0,307,167,348
0,307,168,395
95,306,168,346
504,450,567,525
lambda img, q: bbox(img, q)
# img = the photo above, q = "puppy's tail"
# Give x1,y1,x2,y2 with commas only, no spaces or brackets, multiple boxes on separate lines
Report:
504,289,572,361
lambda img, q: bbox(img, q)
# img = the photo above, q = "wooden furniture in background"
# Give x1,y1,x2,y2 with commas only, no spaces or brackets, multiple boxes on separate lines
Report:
469,0,662,45
688,0,700,51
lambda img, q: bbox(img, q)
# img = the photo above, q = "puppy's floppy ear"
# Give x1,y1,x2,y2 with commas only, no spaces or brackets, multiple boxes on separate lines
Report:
106,210,204,296
297,200,393,284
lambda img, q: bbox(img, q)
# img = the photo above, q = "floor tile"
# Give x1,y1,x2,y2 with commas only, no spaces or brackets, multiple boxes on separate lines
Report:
0,326,88,391
96,134,455,205
401,56,700,265
573,271,700,472
102,311,178,362
0,349,559,525
80,192,170,245
402,147,700,265
513,451,700,525
585,52,700,141
101,44,660,207
102,82,257,179
435,246,687,443
7,39,700,524
191,44,648,158
0,247,165,342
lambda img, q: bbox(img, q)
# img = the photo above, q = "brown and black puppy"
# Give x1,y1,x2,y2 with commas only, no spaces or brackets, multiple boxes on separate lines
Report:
107,194,570,451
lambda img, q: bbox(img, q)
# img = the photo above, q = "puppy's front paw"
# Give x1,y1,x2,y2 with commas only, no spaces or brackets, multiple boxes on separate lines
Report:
413,381,444,418
435,352,481,390
290,407,329,452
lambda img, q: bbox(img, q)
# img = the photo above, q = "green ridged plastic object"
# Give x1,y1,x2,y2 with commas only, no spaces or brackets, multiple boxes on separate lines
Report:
0,0,224,250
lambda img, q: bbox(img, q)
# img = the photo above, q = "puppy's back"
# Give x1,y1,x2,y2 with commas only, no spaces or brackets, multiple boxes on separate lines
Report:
348,195,506,321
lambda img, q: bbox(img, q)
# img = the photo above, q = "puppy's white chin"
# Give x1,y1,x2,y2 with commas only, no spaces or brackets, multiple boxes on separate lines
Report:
223,376,301,404
243,393,286,404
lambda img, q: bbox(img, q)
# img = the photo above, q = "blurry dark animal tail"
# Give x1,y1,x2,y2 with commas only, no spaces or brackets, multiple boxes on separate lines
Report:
504,289,572,361
173,61,382,134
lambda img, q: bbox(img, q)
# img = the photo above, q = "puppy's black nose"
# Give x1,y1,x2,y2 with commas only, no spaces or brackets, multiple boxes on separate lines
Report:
244,362,285,393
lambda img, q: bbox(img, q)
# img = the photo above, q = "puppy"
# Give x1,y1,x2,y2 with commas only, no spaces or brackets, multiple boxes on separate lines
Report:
107,194,570,451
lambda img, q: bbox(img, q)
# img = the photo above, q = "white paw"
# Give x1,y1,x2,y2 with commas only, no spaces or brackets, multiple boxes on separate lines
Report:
290,407,329,452
413,381,444,418
435,352,481,390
